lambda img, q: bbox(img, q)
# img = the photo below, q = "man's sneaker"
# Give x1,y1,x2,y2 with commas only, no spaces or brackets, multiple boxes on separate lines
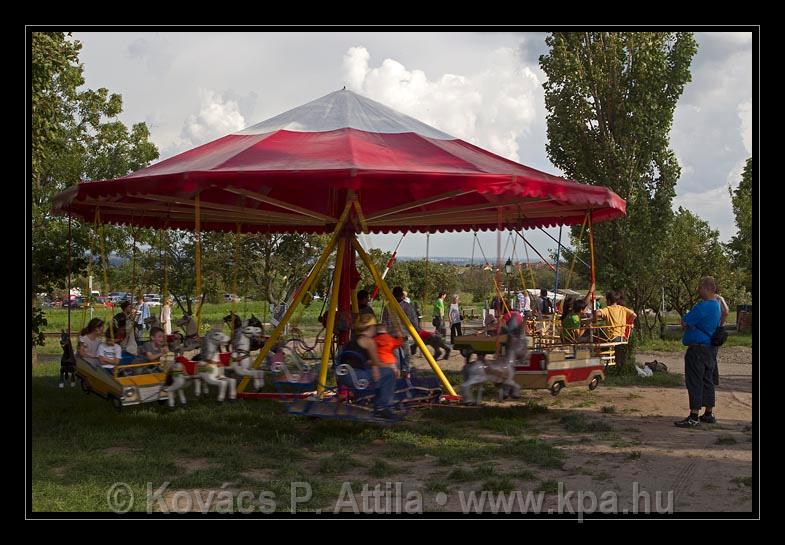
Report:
699,413,716,424
674,415,701,428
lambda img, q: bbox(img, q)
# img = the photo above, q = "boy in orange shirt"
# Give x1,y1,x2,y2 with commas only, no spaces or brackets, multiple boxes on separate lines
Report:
374,324,402,378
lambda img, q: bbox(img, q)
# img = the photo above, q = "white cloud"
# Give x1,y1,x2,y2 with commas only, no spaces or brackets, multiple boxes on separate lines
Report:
737,100,752,155
343,46,541,162
673,185,735,241
180,89,246,146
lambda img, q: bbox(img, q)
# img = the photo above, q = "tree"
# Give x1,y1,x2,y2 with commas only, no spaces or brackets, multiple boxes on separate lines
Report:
662,208,734,318
32,32,159,296
31,32,159,347
728,157,753,290
540,32,698,348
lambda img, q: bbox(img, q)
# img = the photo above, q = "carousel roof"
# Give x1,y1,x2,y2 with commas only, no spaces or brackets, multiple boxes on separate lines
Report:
52,89,625,233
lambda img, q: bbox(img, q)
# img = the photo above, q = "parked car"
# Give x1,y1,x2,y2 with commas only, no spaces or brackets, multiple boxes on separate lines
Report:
224,293,241,302
95,296,113,309
146,297,161,307
108,291,130,303
64,296,84,309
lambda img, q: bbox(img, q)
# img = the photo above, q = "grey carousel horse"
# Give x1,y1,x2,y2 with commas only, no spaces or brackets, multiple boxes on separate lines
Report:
461,312,525,405
174,314,201,351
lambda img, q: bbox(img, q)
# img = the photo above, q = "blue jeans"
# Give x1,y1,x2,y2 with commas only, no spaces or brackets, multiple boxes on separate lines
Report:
374,367,396,411
395,342,411,374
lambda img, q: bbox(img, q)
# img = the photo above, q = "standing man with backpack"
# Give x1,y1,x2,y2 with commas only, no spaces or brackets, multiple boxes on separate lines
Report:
675,276,723,428
537,288,554,317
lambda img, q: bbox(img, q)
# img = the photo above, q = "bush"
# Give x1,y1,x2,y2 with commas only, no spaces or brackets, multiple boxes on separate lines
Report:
32,307,47,348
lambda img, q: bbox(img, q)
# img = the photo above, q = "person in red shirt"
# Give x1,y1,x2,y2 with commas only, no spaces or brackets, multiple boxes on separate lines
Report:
411,329,451,361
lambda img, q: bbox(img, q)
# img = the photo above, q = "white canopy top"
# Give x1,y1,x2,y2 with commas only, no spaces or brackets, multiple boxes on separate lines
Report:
235,89,454,139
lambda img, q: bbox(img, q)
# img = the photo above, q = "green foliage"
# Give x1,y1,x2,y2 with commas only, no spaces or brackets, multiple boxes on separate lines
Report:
540,32,698,345
661,208,737,317
31,32,159,297
728,157,753,290
32,307,48,348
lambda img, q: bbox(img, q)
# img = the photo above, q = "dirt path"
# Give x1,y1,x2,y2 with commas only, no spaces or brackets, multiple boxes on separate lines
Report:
409,346,754,513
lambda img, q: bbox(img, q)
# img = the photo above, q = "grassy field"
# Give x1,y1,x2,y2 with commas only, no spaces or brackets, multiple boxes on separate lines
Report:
31,361,568,512
636,329,752,352
37,302,752,358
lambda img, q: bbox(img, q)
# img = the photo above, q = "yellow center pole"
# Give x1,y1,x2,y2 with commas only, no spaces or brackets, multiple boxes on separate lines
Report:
317,238,345,395
237,202,353,392
353,237,458,397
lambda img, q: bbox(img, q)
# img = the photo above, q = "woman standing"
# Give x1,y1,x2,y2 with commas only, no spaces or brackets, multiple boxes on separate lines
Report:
160,297,173,335
448,294,463,344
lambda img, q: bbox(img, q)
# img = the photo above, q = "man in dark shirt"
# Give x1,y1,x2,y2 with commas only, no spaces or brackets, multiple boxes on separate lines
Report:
357,289,376,319
675,276,722,428
381,286,420,374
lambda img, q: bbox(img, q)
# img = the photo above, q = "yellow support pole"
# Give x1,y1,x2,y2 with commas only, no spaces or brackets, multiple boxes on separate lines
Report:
194,192,203,334
564,212,588,291
95,208,113,336
588,211,596,344
237,201,353,392
231,223,242,325
353,237,458,397
350,293,359,315
317,238,345,395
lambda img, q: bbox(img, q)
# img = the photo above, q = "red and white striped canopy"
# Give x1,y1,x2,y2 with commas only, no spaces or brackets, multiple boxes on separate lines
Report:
52,89,625,233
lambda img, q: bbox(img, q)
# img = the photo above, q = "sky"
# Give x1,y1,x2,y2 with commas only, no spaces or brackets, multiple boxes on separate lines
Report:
73,31,754,260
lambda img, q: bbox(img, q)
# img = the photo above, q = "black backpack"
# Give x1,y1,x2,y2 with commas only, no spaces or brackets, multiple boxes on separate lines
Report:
541,297,553,315
697,324,728,347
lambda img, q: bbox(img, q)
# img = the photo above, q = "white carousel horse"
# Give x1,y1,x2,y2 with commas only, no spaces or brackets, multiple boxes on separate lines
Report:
161,353,187,408
461,312,526,405
194,329,236,402
229,323,265,391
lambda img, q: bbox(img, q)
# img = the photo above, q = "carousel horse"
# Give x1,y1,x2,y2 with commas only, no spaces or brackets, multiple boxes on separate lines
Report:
175,314,200,350
268,348,315,383
59,330,77,388
194,329,236,402
223,312,265,351
162,354,188,408
410,329,451,361
229,322,265,391
460,311,525,405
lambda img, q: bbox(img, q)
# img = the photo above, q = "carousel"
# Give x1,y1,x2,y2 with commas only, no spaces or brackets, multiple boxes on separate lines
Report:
52,89,627,416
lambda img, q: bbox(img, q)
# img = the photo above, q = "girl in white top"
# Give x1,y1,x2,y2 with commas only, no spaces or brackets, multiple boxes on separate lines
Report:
160,297,173,335
78,318,104,367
